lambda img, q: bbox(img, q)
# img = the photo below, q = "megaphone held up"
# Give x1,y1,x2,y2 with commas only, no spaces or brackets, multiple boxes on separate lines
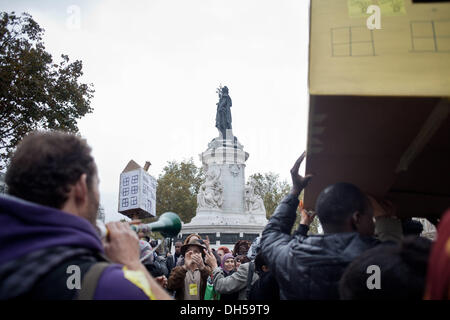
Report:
97,212,182,239
132,212,182,238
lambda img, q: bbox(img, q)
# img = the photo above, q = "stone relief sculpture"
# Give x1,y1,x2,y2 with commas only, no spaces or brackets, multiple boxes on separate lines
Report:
244,185,265,213
229,164,240,177
197,166,224,209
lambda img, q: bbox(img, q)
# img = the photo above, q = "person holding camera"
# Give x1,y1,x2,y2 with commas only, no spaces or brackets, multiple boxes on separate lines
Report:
167,236,212,300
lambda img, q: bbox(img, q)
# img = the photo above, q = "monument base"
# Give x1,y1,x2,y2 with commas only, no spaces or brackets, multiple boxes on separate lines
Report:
179,121,268,248
180,223,266,249
180,208,268,248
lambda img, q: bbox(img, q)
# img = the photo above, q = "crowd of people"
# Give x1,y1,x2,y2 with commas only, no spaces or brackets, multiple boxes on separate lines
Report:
0,130,449,300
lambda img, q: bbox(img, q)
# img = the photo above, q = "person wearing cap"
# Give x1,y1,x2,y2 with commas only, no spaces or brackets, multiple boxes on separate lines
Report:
167,235,212,300
140,239,169,284
139,240,153,265
221,253,235,276
175,233,203,267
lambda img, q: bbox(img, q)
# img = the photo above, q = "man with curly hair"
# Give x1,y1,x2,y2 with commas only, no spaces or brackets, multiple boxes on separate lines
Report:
0,131,170,300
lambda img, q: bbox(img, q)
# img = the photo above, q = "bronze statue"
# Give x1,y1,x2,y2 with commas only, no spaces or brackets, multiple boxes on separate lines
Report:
215,85,232,138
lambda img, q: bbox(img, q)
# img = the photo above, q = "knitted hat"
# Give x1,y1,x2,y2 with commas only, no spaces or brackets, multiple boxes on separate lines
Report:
221,253,235,269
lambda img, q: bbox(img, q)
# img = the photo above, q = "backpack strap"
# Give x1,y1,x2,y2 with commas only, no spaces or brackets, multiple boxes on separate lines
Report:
246,261,255,300
77,262,110,300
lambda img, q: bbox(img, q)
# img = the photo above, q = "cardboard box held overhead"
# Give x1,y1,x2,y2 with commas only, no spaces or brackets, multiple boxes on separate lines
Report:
309,0,450,96
305,0,450,219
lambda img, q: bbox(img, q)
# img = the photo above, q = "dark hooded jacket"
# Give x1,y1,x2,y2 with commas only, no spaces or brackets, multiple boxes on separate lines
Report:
261,194,379,300
0,194,150,300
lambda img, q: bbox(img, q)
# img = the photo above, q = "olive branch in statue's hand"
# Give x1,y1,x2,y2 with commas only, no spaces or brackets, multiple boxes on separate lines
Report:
216,84,223,99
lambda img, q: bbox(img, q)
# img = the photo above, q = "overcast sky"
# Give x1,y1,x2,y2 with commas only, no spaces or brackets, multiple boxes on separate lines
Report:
1,0,310,222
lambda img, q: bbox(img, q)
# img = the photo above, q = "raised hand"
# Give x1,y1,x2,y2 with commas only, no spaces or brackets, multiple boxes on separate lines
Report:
204,249,218,269
290,151,313,196
155,275,168,288
184,250,193,268
104,221,140,269
192,253,205,270
300,209,316,226
204,236,211,253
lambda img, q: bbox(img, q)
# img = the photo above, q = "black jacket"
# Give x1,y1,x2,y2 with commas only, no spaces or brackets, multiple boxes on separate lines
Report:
166,253,181,274
144,254,169,278
249,271,280,300
261,194,379,300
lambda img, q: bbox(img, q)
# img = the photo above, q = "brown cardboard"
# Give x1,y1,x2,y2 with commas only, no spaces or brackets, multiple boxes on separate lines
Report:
305,0,450,220
122,160,141,173
309,0,450,96
304,95,450,219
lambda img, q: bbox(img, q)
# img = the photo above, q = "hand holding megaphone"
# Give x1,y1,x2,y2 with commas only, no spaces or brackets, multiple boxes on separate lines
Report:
96,212,182,239
102,220,141,269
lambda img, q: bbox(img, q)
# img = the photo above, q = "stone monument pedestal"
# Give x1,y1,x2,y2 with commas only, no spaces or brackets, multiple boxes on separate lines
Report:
180,131,268,248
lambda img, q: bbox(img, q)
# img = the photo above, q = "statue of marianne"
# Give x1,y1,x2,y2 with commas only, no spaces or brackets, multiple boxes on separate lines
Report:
215,85,232,139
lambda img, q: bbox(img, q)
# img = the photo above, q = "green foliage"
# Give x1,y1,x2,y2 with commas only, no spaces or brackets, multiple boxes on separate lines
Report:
247,172,291,219
0,12,94,169
153,159,204,224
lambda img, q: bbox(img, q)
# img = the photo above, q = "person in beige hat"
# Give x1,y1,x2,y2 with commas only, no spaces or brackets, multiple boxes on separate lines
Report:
167,235,212,300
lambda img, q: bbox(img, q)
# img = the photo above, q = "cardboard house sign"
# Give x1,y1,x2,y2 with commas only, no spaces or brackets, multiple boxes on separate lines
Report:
118,160,157,219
